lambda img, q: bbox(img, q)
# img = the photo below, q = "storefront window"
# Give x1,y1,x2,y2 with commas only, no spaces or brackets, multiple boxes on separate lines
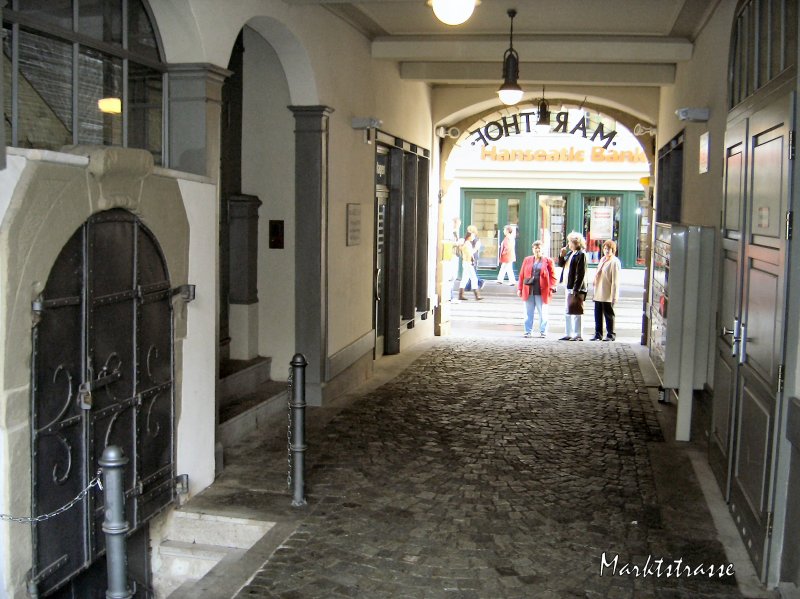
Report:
583,195,621,264
538,194,567,260
635,195,651,266
470,198,499,269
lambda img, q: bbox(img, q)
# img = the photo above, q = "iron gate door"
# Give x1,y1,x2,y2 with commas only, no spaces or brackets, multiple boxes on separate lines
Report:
711,90,794,580
31,209,175,597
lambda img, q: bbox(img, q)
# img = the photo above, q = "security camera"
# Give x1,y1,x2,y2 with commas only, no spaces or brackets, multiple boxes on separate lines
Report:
436,126,461,139
675,107,709,122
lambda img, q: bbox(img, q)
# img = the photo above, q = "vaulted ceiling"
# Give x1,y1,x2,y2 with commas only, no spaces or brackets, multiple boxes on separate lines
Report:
289,0,722,89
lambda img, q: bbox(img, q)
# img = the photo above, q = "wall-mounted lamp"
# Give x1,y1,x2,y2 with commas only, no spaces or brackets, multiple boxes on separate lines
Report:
497,9,523,106
675,107,709,122
428,0,479,26
98,97,122,114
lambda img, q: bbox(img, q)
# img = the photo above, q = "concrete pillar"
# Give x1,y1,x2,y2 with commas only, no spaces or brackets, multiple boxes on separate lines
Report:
168,63,230,179
228,193,262,360
290,105,333,404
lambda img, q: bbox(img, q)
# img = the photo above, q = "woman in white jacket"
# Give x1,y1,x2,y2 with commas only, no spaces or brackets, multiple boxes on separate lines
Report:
591,240,621,341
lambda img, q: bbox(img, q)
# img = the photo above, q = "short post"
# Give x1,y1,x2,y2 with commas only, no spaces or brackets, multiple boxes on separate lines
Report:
99,445,132,599
290,353,308,506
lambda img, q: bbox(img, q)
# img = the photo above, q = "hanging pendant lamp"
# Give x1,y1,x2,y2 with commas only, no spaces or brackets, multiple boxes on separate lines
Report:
429,0,478,26
534,86,551,132
497,9,523,106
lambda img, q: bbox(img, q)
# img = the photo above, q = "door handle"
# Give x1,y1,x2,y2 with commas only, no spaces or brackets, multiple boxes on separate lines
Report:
374,268,382,302
721,327,735,336
739,323,747,365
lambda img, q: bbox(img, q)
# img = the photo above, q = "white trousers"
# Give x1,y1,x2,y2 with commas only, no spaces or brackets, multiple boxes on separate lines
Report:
564,290,583,338
459,262,478,290
496,262,516,284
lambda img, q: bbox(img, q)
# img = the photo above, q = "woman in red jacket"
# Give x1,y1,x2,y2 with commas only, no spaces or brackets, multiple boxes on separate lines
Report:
516,240,558,338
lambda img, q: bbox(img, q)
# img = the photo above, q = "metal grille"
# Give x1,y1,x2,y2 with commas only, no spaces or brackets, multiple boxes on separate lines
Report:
31,208,174,597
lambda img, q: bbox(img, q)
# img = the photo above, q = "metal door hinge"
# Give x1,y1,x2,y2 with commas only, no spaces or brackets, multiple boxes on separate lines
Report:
790,130,796,160
778,364,785,393
767,511,774,536
787,211,793,240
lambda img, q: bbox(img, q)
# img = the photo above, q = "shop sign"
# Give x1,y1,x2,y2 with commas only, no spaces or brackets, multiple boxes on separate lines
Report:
469,112,618,149
480,145,646,164
590,206,614,239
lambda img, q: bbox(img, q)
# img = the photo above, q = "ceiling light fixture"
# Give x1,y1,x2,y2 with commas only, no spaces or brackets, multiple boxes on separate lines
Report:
428,0,478,26
497,9,523,106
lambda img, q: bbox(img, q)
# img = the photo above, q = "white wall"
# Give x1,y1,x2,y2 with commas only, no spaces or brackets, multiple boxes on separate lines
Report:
657,0,737,227
177,177,218,495
242,26,296,376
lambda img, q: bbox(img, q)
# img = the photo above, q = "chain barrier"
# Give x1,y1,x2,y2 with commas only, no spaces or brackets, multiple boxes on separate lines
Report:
0,469,102,524
286,366,294,491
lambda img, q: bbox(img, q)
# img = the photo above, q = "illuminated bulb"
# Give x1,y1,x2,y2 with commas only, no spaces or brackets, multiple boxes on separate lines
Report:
98,97,122,114
429,0,476,26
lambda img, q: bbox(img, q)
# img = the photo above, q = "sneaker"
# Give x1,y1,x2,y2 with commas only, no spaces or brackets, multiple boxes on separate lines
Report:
538,332,546,338
523,332,532,338
590,335,602,341
569,336,584,341
496,280,504,285
559,336,571,341
603,335,615,341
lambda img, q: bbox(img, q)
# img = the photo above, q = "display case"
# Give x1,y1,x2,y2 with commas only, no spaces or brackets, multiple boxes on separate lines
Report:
648,223,715,440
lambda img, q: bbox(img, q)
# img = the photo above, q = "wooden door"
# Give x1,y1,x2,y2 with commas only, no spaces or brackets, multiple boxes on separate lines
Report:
712,91,794,579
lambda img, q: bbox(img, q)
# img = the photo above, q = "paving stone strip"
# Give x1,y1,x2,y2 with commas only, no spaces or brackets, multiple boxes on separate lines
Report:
235,339,743,599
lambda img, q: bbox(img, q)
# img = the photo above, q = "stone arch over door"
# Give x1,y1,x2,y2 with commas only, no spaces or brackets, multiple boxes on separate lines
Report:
0,147,191,596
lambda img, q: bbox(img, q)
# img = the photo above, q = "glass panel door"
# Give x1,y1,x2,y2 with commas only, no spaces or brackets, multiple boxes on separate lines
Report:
538,194,567,261
583,195,621,264
470,198,499,269
635,195,651,266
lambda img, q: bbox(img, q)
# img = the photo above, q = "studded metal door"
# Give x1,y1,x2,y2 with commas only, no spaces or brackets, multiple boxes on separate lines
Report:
31,209,175,597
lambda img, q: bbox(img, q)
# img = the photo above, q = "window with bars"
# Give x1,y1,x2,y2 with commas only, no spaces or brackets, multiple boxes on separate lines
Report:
2,0,166,164
729,0,798,108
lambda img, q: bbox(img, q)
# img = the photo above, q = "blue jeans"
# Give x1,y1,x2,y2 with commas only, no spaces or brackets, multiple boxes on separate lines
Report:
524,294,548,334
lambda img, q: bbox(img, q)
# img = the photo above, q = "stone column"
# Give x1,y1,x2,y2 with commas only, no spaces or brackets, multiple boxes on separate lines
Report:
228,193,262,359
168,63,230,179
290,105,333,405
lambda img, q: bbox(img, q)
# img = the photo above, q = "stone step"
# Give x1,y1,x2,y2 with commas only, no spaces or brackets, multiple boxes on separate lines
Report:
152,510,274,598
219,356,272,404
157,540,242,597
167,510,275,549
217,381,287,450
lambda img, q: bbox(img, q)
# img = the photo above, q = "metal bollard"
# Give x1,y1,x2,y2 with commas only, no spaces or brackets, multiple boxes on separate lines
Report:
99,446,132,599
290,353,308,507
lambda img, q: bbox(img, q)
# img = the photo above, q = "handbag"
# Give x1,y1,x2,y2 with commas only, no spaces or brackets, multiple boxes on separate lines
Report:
523,276,535,285
567,290,586,315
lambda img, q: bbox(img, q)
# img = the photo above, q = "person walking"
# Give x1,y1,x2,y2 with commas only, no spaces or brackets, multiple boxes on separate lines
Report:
558,231,588,341
591,239,621,341
458,231,483,301
496,225,517,285
517,240,557,337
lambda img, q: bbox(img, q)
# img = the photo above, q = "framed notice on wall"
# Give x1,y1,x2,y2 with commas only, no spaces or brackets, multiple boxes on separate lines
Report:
699,131,709,174
590,206,614,239
347,203,362,246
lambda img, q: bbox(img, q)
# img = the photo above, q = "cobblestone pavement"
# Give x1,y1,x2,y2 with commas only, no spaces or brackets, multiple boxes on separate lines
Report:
234,339,745,599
